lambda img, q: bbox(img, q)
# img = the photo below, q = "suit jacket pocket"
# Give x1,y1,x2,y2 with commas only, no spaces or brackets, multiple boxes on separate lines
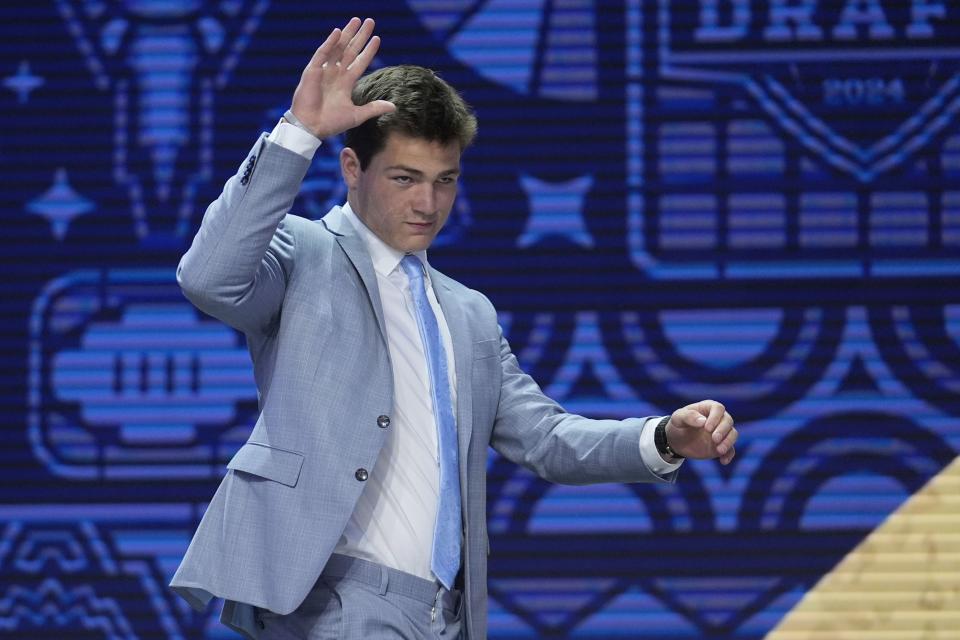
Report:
227,442,305,487
473,338,498,360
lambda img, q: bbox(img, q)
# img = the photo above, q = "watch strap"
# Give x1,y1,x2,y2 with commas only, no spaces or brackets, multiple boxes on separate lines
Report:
654,416,684,460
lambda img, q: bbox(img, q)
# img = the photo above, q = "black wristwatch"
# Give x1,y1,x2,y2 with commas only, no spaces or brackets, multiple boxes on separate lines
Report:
654,416,684,460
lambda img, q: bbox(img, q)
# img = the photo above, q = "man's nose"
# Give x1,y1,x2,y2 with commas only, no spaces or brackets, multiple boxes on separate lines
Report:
412,183,437,214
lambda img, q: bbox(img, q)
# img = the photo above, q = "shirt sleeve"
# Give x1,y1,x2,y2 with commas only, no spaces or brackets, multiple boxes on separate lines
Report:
266,120,322,159
640,416,684,476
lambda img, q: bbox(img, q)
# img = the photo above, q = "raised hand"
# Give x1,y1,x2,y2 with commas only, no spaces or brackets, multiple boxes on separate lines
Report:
665,400,737,465
289,17,396,139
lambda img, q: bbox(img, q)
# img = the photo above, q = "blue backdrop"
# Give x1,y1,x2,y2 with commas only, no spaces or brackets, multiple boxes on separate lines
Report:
2,1,959,637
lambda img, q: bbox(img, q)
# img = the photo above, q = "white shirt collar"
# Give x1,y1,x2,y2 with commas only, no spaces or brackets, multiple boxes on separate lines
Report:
340,202,429,278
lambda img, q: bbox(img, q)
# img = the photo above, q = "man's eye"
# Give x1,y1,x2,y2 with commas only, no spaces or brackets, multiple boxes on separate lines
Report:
438,176,457,184
392,175,412,184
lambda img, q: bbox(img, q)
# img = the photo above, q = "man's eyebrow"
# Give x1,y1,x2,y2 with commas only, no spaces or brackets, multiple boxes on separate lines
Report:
386,164,460,176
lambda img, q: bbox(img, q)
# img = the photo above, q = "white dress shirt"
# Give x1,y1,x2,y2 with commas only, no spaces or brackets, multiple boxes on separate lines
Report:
265,121,682,582
333,201,458,581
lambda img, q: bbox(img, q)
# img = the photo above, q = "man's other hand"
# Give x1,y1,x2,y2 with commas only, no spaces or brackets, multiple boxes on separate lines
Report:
666,400,737,465
289,17,396,139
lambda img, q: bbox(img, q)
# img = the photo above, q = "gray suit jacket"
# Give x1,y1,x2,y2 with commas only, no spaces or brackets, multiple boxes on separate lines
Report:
170,134,675,639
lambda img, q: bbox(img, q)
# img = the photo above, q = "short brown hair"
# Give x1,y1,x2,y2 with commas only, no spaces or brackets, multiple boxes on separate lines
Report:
345,65,477,169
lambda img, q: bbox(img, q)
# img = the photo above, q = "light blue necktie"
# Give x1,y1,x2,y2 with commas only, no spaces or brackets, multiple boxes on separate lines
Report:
400,254,462,590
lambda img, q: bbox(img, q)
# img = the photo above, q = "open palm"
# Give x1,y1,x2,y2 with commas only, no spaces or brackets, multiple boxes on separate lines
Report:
289,17,395,140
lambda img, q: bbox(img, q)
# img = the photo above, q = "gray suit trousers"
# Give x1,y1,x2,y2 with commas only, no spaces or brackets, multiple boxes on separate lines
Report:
256,555,463,639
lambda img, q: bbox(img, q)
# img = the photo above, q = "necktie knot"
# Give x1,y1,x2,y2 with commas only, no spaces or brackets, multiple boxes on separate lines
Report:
401,254,424,284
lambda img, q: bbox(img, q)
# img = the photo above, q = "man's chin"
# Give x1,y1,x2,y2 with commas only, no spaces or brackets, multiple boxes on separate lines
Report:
401,237,436,253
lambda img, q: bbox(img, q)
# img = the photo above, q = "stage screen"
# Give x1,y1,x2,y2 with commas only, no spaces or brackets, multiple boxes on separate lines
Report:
1,1,957,637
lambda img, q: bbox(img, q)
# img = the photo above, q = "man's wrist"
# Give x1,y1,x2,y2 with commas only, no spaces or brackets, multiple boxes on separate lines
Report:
283,109,321,139
654,416,684,461
268,116,323,160
639,417,683,475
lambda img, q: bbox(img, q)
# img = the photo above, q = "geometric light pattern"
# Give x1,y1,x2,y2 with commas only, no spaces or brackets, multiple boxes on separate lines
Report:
1,1,958,637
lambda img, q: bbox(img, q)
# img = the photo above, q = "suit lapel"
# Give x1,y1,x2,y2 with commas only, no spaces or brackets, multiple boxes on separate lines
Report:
324,206,472,485
322,207,389,348
431,271,474,482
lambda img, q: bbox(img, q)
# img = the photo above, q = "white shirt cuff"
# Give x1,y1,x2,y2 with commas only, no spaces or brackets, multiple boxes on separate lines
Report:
266,120,322,159
640,416,683,476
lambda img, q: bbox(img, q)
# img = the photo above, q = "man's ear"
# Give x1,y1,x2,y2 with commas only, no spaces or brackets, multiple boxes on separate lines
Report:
340,147,361,189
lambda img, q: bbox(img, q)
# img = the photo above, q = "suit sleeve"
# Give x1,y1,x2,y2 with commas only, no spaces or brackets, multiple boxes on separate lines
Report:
489,325,677,485
177,134,311,335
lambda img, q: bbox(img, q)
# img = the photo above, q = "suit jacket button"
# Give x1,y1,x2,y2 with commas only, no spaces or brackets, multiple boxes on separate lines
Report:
377,415,390,428
355,468,368,482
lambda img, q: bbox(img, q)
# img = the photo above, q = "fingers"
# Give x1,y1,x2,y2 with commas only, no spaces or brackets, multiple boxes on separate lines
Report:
330,17,363,66
719,446,736,466
343,18,376,67
703,401,736,459
337,17,363,50
307,17,362,71
673,407,706,429
710,410,734,444
353,99,396,126
706,405,737,466
673,399,738,464
715,421,738,455
308,18,379,76
307,27,343,69
702,400,725,432
347,33,381,75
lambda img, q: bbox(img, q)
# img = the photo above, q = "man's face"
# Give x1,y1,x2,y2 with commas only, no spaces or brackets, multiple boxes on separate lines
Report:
341,132,462,253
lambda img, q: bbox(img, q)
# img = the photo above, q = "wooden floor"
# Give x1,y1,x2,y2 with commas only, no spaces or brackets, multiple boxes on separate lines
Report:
767,456,960,639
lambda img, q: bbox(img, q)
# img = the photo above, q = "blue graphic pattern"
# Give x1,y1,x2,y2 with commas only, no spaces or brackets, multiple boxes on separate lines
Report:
29,269,256,479
1,1,957,637
3,60,44,103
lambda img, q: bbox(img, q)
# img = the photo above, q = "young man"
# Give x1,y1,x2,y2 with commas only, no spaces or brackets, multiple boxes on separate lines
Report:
170,17,737,640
